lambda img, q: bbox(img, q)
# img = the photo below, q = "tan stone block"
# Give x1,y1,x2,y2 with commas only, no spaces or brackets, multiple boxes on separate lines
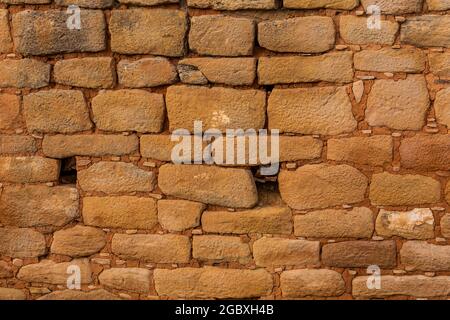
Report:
427,0,450,10
440,213,450,238
51,225,106,257
193,235,251,264
284,0,358,9
187,0,276,9
354,48,426,73
0,227,46,258
158,200,205,232
99,268,150,293
0,59,50,88
0,10,12,53
118,58,177,88
400,241,450,271
0,94,20,130
361,0,424,14
340,16,399,45
399,135,450,171
434,88,450,128
0,135,36,154
0,261,13,278
39,289,120,300
429,52,450,77
401,15,450,48
281,269,345,298
0,288,26,300
0,157,59,183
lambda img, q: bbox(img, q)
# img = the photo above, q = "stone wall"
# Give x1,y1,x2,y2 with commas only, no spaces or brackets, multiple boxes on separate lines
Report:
0,0,450,300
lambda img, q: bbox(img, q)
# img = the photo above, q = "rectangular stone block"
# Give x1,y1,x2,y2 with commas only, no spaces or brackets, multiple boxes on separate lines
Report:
401,15,450,48
399,135,450,171
55,0,114,7
118,57,178,88
0,227,46,258
0,135,36,154
0,59,50,88
0,94,20,130
284,0,359,9
281,269,345,298
427,0,450,10
187,0,276,9
376,208,434,240
54,58,114,89
429,52,450,77
99,268,150,294
354,48,426,73
340,16,399,45
193,235,251,264
400,241,450,271
0,10,12,54
0,156,60,183
158,200,205,232
361,0,424,14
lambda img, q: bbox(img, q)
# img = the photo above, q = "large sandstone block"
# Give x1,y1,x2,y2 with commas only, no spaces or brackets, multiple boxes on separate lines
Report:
399,135,450,171
0,10,12,53
427,0,450,10
365,76,429,130
42,134,139,158
189,15,254,56
0,59,50,88
354,48,426,73
279,136,323,162
54,58,114,89
281,269,345,298
435,88,450,127
376,208,434,240
154,267,273,299
118,0,178,5
327,136,393,166
369,172,441,206
23,90,92,134
0,261,12,278
0,185,79,228
83,196,158,230
99,268,151,293
158,165,258,208
12,10,106,55
294,207,374,238
253,237,320,267
284,0,358,9
0,94,21,130
430,52,450,77
50,225,106,257
401,15,450,48
0,157,59,183
39,289,120,300
202,207,292,234
258,17,335,53
193,235,251,264
279,164,368,210
118,58,178,88
111,234,191,263
17,259,92,285
322,241,397,268
0,288,26,300
258,52,354,84
268,87,356,135
187,0,276,9
361,0,424,14
78,162,154,194
401,241,450,271
441,213,450,238
0,136,36,154
110,9,187,56
158,200,205,232
166,85,266,132
340,16,399,45
0,227,46,258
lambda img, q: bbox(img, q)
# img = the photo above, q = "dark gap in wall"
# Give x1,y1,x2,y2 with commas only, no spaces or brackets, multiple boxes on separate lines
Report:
59,157,77,184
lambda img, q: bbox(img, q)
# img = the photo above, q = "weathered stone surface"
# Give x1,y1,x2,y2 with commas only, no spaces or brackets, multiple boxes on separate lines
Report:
441,213,450,238
294,207,374,238
111,234,191,263
0,227,46,258
399,135,450,170
140,135,178,161
118,58,178,88
158,164,258,208
279,137,323,162
154,267,273,298
78,162,154,194
92,90,165,133
0,157,59,183
281,269,345,298
258,52,354,84
0,185,79,228
253,237,320,267
83,196,158,230
365,76,430,130
370,172,441,206
99,268,150,293
118,0,178,6
0,288,26,300
202,207,292,234
353,276,450,298
178,58,256,86
187,0,276,9
55,0,114,8
354,48,426,73
258,17,335,53
0,59,50,88
193,236,251,264
0,261,13,278
12,10,106,55
401,16,450,48
158,200,205,232
361,0,423,14
430,52,450,77
327,136,393,166
39,289,120,300
322,241,397,268
166,85,266,132
0,136,36,154
434,88,450,128
376,208,434,240
400,241,450,271
23,90,92,134
268,87,356,135
0,10,12,53
17,259,91,285
447,182,450,205
189,15,254,56
110,9,187,56
427,0,450,10
42,134,139,158
54,58,114,89
279,164,368,210
340,16,399,45
0,94,21,130
51,225,106,257
284,0,358,9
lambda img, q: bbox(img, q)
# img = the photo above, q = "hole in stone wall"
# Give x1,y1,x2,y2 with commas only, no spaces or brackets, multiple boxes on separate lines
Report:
59,157,77,184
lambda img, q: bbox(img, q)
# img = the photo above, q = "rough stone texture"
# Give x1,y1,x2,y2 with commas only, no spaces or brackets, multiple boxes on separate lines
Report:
51,225,106,257
0,288,26,300
158,200,205,232
365,76,430,130
0,10,12,53
0,185,79,228
111,234,191,263
187,0,276,10
0,261,13,278
55,0,114,8
401,16,450,48
0,157,60,183
258,17,335,53
361,0,424,14
54,58,114,89
202,207,292,234
400,241,450,271
369,172,441,206
253,237,320,267
279,164,368,210
340,16,399,45
322,241,397,268
78,162,155,194
0,94,20,130
327,136,393,166
268,87,356,135
281,269,346,298
0,136,36,154
284,0,358,9
118,0,178,6
39,289,120,300
0,59,50,88
0,227,46,258
118,58,178,88
441,213,450,238
83,196,158,230
294,207,374,239
158,164,258,208
399,135,450,171
427,0,450,10
354,48,426,73
193,235,251,264
154,267,273,298
447,182,450,205
376,209,434,240
430,52,450,77
99,268,151,293
435,88,450,128
279,137,323,162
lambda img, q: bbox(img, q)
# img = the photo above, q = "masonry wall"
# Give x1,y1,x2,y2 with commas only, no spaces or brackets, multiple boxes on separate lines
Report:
0,0,449,300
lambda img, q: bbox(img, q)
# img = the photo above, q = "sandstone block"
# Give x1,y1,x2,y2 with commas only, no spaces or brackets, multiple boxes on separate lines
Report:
51,225,106,257
39,289,120,300
340,16,399,45
187,0,276,9
54,58,114,89
0,59,50,88
0,136,36,154
193,235,251,264
0,10,12,53
0,157,60,183
354,48,426,73
430,52,450,77
284,0,358,9
0,288,26,300
361,0,423,14
427,0,450,10
399,135,450,171
158,200,205,232
441,213,450,238
401,15,450,48
281,269,345,298
435,88,450,128
99,268,150,293
400,241,450,271
118,58,177,88
0,227,46,258
0,94,21,130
